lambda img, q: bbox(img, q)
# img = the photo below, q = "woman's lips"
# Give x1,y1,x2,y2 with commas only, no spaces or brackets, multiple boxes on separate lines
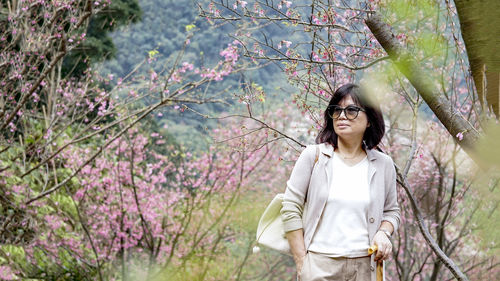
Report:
337,123,350,128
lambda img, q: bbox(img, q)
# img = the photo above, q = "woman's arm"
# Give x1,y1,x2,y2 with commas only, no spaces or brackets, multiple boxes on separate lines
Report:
281,145,316,272
382,158,401,232
379,220,394,235
373,156,401,261
281,145,316,233
286,229,307,272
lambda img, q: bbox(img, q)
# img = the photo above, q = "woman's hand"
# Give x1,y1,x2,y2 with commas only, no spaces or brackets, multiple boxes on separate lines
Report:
294,252,307,275
372,230,392,261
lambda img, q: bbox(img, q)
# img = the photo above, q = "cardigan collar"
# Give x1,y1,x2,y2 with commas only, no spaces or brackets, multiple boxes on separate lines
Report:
319,142,377,161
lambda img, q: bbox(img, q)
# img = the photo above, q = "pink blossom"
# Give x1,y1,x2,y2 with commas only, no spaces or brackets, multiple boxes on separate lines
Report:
283,40,292,48
0,265,17,280
150,70,158,81
220,44,239,65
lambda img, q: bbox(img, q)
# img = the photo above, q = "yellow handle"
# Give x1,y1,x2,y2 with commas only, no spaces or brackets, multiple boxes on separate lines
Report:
368,245,383,281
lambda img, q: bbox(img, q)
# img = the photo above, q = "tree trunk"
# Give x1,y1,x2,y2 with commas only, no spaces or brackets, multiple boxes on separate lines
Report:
454,0,500,117
365,12,480,160
365,12,474,281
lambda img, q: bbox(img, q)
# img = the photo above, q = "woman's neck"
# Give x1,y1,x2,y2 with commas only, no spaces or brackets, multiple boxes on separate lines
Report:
336,137,365,156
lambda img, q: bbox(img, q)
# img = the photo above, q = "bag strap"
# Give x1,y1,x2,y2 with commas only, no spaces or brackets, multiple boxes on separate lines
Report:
314,145,319,165
304,145,320,203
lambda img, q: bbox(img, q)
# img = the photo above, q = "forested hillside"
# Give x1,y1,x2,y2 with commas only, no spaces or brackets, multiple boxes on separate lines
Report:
98,0,299,149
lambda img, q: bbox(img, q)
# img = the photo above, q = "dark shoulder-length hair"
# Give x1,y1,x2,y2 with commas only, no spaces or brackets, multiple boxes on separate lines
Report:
315,83,385,150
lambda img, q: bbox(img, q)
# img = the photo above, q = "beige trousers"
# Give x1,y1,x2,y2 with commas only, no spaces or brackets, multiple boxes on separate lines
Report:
298,252,371,281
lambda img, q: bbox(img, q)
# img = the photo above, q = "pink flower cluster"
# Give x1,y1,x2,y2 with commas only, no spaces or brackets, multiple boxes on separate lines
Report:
1,118,285,277
220,43,240,65
200,42,240,81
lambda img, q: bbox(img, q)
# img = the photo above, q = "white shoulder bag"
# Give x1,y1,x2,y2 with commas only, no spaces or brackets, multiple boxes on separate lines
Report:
255,145,320,255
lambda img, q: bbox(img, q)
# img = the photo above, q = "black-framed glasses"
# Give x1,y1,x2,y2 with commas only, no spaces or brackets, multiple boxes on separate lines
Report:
328,105,366,120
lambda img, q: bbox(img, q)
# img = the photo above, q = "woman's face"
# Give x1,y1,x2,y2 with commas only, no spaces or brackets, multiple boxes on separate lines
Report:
332,95,370,140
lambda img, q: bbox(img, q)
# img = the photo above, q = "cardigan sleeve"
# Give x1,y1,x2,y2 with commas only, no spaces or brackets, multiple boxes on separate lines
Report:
280,145,316,232
382,157,401,232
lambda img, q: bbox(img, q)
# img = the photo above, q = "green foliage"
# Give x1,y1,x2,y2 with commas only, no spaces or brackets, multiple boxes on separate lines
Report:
185,24,196,32
148,49,159,59
229,191,268,234
381,0,454,78
0,141,97,279
414,32,446,59
62,0,142,77
471,121,500,255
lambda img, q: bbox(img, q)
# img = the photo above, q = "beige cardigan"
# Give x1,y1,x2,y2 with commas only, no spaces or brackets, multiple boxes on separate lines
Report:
281,143,400,280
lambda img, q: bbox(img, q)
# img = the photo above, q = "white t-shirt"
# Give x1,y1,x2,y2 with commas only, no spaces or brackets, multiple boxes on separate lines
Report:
308,152,371,258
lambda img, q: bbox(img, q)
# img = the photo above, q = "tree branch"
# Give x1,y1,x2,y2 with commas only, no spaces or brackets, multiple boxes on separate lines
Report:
365,12,480,159
396,164,470,281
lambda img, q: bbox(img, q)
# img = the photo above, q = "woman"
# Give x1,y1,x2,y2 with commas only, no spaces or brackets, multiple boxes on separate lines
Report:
281,83,400,281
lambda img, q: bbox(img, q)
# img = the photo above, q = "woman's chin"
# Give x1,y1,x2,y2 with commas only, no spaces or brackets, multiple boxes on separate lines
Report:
334,129,352,136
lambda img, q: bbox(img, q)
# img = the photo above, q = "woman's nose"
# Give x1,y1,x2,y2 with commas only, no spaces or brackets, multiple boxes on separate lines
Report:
338,109,348,119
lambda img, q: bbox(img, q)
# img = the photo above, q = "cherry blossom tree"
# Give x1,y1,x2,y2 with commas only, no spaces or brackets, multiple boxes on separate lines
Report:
2,0,498,280
0,0,263,279
198,0,499,280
